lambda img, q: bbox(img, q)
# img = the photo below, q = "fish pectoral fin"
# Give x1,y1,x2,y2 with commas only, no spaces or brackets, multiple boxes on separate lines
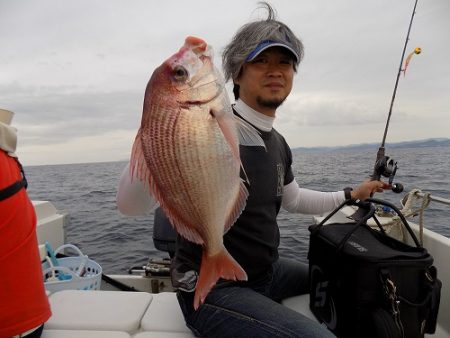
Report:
213,109,241,162
130,130,151,185
240,164,250,187
234,115,266,149
117,163,158,216
130,129,159,204
193,248,247,310
223,179,248,234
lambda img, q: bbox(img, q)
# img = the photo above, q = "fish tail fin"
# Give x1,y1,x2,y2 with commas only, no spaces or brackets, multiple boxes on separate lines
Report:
193,248,247,310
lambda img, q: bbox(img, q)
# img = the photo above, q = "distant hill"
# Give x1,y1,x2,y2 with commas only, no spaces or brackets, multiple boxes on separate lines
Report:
293,138,450,152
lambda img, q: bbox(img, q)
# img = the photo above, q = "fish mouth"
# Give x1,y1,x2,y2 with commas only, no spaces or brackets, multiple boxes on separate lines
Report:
182,99,211,106
179,93,218,106
177,79,222,106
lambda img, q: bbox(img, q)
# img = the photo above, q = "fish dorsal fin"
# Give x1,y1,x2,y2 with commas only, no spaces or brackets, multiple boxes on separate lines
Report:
234,115,266,149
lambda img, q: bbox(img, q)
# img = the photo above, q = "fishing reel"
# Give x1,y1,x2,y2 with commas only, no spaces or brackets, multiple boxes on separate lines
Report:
350,152,404,221
372,155,403,194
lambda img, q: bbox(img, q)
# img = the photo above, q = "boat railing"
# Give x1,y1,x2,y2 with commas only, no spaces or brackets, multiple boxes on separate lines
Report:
415,191,450,206
393,189,450,247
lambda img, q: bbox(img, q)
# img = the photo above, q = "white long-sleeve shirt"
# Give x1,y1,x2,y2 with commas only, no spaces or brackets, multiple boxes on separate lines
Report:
234,100,346,215
117,165,345,216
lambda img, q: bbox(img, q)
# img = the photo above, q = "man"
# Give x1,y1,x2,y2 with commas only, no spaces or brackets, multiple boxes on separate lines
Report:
170,3,387,337
117,3,388,337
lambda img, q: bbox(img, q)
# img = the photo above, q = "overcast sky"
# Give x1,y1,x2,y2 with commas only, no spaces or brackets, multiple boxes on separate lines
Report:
1,0,449,166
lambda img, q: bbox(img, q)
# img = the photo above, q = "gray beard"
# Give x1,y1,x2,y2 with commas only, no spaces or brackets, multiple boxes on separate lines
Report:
256,96,286,109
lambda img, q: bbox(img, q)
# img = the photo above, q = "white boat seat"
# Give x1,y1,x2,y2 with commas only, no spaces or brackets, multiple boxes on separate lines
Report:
140,292,193,335
46,290,152,332
34,200,66,249
281,294,318,322
42,330,130,338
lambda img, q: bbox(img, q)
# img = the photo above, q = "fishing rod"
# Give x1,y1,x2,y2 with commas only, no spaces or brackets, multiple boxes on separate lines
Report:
372,0,419,193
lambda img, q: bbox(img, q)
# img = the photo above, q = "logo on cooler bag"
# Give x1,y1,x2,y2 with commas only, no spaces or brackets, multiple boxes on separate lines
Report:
311,265,337,330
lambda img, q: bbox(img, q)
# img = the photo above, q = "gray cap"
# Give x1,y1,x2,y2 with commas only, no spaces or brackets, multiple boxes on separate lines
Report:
245,39,300,63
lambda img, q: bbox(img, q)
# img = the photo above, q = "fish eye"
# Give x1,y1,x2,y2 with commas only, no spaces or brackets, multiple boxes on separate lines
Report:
173,66,189,82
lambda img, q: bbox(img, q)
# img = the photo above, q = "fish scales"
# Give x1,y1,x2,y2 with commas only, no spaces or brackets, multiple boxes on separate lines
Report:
174,109,239,244
151,104,237,243
145,104,203,235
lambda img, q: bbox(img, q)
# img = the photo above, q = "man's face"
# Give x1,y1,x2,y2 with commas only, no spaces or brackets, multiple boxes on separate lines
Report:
235,46,295,117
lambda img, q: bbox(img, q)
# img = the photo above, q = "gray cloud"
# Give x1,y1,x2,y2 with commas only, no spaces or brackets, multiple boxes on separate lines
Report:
1,0,449,165
1,83,142,144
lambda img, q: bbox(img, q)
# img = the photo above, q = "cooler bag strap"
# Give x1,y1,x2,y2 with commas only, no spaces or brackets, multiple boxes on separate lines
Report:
309,200,350,236
368,198,421,247
380,270,405,338
380,267,441,336
396,266,441,334
310,199,375,235
312,198,422,249
335,202,376,251
424,266,442,334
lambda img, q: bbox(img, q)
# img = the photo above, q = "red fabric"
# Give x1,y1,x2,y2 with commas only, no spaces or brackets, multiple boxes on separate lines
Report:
0,151,51,337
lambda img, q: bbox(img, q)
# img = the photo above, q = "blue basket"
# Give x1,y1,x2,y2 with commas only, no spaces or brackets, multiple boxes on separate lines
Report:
42,244,102,293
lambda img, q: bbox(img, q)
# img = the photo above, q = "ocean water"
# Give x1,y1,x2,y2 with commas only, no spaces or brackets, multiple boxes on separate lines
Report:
25,146,450,274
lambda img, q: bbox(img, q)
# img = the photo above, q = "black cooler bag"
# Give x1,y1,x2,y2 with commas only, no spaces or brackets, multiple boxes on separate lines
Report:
308,198,441,338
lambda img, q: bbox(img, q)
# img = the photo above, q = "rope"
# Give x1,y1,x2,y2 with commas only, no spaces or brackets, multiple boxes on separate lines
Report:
417,191,431,245
375,189,431,244
399,189,431,245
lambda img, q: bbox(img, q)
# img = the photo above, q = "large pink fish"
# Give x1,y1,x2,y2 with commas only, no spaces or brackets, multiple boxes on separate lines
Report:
130,37,262,309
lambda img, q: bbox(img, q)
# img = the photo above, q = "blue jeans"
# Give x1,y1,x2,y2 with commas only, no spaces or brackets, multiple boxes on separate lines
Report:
177,257,335,338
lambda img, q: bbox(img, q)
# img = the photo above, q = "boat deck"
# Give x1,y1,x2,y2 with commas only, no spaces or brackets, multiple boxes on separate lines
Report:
36,200,450,337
